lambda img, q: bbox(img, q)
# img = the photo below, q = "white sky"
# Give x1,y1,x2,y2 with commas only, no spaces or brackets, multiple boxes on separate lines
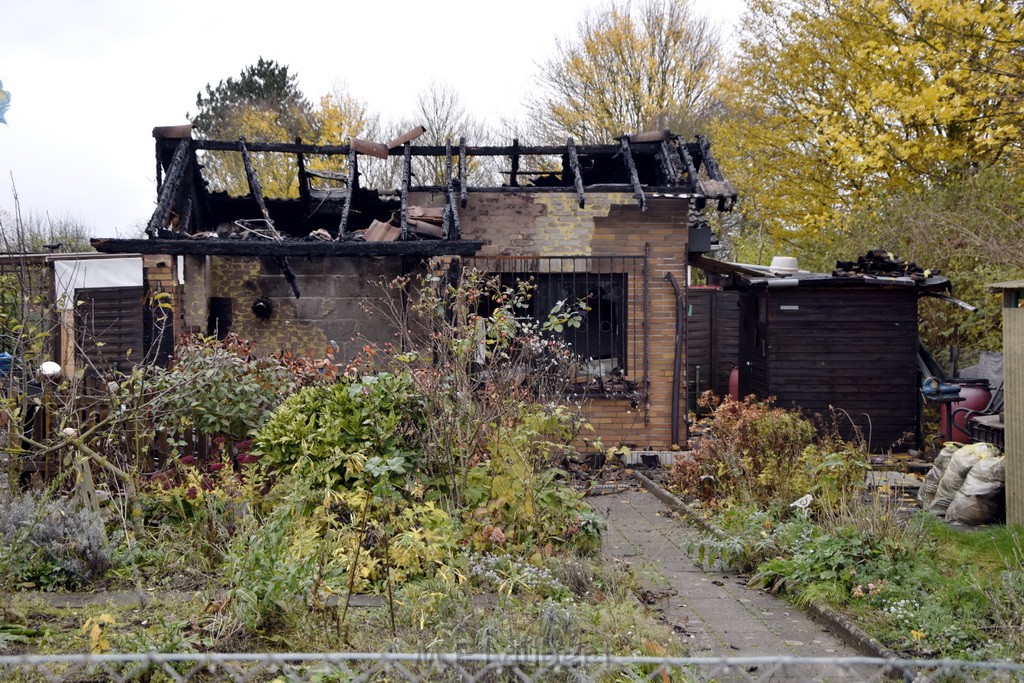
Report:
0,0,744,238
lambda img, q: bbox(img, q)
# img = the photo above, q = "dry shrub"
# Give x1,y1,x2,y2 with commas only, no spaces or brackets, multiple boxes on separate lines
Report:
673,392,865,514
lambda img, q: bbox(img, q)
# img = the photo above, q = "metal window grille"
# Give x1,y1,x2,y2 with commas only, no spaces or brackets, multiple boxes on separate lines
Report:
465,255,648,398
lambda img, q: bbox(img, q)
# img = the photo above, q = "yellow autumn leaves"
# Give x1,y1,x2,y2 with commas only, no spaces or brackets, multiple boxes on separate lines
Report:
712,0,1024,250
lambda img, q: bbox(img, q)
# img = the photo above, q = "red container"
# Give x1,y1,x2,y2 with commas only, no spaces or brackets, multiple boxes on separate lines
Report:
941,379,991,443
729,365,740,401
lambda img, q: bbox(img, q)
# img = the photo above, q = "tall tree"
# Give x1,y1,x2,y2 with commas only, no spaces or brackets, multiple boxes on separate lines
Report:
409,82,494,186
713,0,1024,253
189,61,373,198
192,57,312,140
530,0,722,143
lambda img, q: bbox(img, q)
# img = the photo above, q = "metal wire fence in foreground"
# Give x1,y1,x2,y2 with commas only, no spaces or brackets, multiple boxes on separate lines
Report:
1,652,1024,683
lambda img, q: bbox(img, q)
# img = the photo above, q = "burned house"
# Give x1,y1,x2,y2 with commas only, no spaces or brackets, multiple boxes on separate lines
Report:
89,125,737,450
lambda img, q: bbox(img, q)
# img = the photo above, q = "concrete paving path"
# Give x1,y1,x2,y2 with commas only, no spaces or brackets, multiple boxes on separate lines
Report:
598,487,866,679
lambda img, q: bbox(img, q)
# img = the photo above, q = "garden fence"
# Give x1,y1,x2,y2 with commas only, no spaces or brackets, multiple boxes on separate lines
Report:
2,652,1024,682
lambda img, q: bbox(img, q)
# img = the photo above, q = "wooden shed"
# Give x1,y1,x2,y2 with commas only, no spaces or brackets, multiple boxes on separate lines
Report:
693,256,951,451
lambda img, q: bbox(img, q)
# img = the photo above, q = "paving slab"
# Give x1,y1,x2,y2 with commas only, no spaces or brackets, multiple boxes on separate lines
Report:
599,488,867,679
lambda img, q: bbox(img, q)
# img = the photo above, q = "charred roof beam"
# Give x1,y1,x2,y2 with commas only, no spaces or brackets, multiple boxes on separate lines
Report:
567,137,586,208
146,137,191,238
618,137,647,212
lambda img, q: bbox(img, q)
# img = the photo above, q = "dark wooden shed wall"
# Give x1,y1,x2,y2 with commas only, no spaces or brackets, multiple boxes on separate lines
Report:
737,286,920,451
686,288,739,405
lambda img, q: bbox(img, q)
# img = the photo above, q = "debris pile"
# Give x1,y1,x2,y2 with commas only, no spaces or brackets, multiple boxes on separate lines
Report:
833,249,938,282
361,207,445,242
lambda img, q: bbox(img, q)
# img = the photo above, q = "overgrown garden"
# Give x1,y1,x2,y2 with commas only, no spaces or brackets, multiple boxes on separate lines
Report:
0,267,680,660
672,393,1024,661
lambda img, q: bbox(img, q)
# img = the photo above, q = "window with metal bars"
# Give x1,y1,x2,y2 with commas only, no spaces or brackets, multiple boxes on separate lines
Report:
465,255,646,397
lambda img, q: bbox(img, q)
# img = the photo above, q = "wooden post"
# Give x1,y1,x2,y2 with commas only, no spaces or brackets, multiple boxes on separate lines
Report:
993,281,1024,525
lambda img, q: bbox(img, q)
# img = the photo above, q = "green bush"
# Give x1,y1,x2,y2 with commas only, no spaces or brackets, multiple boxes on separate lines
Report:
254,371,425,490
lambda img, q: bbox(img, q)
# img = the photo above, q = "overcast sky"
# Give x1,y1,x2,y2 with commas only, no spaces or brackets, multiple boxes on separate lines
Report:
0,0,744,239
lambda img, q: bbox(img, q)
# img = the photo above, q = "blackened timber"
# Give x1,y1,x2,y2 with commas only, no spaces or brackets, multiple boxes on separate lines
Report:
458,137,468,207
443,140,461,240
658,140,680,186
194,139,646,157
446,184,462,241
445,140,454,186
90,238,486,258
146,137,191,238
337,146,357,237
296,136,310,204
619,137,647,211
400,143,412,239
274,255,301,298
696,135,724,181
567,137,586,208
510,138,520,187
676,143,701,195
239,138,272,224
155,148,163,195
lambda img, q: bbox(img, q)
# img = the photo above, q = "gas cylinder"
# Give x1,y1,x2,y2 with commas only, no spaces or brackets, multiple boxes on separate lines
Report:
728,365,740,401
941,379,991,443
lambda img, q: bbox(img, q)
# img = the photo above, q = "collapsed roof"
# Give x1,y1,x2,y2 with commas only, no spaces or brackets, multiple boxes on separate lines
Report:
91,125,737,259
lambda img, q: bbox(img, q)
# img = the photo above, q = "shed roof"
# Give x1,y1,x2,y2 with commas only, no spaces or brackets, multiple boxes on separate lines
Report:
691,254,951,291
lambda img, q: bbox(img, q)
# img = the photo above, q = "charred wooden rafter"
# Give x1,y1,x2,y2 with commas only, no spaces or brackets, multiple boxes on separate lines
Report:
675,143,701,195
567,137,586,208
443,140,462,240
146,138,191,238
458,137,468,208
239,138,272,224
400,143,412,239
619,137,647,211
337,146,357,238
240,138,300,298
296,136,310,204
657,139,680,186
510,139,520,188
696,135,724,181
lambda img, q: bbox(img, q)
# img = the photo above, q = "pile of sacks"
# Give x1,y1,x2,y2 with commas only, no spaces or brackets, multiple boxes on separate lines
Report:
918,442,1005,525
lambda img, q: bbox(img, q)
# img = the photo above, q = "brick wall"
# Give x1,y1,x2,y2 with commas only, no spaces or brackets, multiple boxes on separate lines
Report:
141,254,183,343
454,192,690,450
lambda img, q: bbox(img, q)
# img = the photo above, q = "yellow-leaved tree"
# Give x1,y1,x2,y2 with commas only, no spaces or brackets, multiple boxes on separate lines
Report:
529,0,722,143
191,60,373,198
713,0,1024,260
